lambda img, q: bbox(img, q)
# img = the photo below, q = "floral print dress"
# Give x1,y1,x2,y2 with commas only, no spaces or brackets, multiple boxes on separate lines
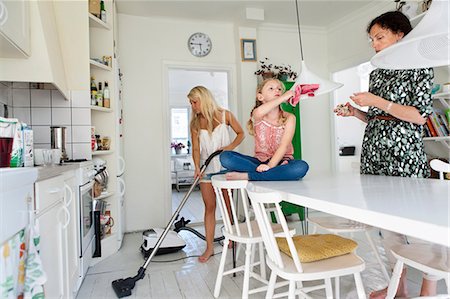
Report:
360,68,434,178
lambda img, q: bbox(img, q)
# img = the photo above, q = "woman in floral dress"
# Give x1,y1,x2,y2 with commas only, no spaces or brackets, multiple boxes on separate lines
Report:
335,11,436,299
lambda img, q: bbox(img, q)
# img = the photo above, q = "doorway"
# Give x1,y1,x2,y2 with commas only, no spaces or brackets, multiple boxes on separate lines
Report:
167,67,233,224
331,61,374,173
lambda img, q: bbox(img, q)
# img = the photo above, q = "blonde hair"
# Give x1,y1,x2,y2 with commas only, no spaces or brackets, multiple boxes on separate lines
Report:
247,79,287,136
188,86,222,134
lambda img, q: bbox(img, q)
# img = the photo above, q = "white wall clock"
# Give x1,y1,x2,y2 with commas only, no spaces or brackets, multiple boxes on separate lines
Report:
187,32,212,57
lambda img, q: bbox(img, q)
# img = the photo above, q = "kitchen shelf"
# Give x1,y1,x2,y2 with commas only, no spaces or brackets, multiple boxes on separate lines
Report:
92,150,114,156
90,59,112,71
94,191,115,200
424,136,450,150
432,92,450,99
91,105,113,112
88,13,111,30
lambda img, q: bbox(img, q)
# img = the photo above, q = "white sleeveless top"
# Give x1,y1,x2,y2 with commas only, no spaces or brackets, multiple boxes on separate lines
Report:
199,111,231,174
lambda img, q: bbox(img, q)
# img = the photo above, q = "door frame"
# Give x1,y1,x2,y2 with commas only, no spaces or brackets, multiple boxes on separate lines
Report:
160,61,237,221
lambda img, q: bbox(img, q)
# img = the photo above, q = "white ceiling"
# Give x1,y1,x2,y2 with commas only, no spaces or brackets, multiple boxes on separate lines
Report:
116,0,377,28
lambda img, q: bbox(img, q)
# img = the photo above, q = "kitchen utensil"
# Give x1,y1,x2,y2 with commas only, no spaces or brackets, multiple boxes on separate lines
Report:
50,126,68,161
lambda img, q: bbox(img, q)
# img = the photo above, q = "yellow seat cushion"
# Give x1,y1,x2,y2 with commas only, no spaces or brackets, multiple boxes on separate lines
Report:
276,234,358,263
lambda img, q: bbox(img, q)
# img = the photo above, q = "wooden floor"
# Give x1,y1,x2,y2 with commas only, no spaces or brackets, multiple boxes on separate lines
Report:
77,198,447,298
172,188,221,224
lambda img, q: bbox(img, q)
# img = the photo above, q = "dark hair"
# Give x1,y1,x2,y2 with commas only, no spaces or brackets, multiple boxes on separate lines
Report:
367,11,412,35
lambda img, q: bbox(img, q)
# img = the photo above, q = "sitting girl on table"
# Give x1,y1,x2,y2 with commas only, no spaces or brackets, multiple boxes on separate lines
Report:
220,78,309,181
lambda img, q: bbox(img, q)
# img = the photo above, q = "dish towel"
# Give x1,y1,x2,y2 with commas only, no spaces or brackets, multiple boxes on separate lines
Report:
23,221,46,299
288,84,320,106
0,229,26,299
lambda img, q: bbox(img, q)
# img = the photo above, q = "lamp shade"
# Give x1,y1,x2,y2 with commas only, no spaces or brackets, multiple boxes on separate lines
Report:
371,0,450,69
292,61,343,99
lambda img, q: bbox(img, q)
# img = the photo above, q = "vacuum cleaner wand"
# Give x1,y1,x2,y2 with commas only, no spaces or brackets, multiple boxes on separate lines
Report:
112,150,223,298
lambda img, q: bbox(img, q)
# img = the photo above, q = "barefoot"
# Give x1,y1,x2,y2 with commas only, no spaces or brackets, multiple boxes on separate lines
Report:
369,288,387,299
281,160,288,165
225,172,249,180
198,249,214,263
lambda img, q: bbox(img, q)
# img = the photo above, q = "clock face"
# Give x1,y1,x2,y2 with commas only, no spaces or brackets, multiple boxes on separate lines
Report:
188,32,212,57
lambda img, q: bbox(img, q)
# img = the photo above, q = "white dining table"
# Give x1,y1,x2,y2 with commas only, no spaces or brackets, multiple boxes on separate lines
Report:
250,173,450,247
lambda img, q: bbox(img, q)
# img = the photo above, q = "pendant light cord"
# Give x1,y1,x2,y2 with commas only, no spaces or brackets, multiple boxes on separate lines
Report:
295,0,304,60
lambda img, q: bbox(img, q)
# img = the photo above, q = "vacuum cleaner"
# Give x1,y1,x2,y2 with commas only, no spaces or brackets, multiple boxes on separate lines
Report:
112,150,223,298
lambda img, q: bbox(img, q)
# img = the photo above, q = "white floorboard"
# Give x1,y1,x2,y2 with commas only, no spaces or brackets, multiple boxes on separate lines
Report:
77,210,448,299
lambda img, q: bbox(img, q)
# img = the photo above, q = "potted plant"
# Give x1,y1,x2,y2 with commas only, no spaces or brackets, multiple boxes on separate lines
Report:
171,142,185,154
254,58,298,81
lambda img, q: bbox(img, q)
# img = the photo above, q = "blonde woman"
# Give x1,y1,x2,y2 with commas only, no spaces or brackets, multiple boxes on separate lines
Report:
188,86,244,262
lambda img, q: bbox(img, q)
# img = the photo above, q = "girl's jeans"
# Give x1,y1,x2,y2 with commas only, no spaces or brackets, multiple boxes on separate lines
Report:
220,151,309,181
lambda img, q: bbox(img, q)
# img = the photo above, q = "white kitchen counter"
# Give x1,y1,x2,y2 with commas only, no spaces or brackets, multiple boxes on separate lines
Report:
250,173,450,247
36,164,79,181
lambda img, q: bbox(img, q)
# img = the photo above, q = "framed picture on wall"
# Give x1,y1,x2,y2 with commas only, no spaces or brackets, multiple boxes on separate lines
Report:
241,39,256,61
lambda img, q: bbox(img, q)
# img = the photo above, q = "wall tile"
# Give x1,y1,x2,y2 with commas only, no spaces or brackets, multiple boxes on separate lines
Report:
12,89,31,107
31,108,51,125
65,143,73,160
52,107,71,126
52,90,71,107
32,126,51,144
31,90,51,107
12,82,29,89
72,143,91,160
71,90,90,108
71,108,91,125
12,107,31,124
33,143,51,149
0,83,10,105
72,125,91,143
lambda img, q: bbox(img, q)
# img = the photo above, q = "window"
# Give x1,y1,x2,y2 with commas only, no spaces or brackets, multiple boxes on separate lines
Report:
171,107,190,154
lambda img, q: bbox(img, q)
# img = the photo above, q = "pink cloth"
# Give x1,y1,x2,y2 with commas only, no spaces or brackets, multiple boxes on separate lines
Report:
288,84,320,106
253,119,294,162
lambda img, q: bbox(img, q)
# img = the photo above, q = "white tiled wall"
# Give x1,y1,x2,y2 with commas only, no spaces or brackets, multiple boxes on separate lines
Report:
1,82,92,160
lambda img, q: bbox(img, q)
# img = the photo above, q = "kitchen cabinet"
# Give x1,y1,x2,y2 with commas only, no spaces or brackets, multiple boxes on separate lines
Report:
88,0,123,261
35,170,77,298
0,0,30,57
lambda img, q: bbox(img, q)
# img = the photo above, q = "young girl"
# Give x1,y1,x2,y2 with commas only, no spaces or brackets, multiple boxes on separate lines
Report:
220,79,309,181
188,86,244,263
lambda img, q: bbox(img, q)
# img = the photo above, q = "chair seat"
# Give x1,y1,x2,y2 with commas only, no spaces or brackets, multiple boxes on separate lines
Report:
223,220,285,243
308,216,371,233
267,251,365,281
391,243,450,274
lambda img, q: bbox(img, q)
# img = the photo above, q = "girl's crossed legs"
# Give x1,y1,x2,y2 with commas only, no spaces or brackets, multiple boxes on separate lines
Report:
220,151,309,181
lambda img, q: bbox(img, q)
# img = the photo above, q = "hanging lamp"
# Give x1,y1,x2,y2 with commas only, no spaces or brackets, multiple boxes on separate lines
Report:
292,0,343,99
371,0,450,69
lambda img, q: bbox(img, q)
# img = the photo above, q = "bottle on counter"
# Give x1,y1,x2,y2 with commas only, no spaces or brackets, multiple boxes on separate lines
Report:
100,0,106,22
90,76,97,106
103,81,110,108
96,82,103,107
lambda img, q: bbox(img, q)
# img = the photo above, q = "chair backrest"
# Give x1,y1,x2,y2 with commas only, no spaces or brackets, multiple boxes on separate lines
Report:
430,159,450,180
246,186,304,273
211,175,253,238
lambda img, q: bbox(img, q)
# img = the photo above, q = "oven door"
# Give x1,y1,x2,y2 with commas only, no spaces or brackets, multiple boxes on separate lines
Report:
79,180,94,256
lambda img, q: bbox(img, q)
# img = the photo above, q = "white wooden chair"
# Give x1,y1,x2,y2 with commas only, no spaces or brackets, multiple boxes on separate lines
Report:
247,186,367,299
307,214,391,284
211,175,270,299
386,159,450,299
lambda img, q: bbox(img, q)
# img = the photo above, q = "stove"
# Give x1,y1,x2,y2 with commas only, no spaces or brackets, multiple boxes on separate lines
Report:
62,160,96,287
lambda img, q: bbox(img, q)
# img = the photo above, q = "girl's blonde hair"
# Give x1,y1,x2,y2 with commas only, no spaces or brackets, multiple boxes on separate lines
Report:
247,78,287,136
188,86,222,134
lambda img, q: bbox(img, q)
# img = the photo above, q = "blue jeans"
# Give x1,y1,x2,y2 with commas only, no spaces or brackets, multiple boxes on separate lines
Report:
220,151,309,181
